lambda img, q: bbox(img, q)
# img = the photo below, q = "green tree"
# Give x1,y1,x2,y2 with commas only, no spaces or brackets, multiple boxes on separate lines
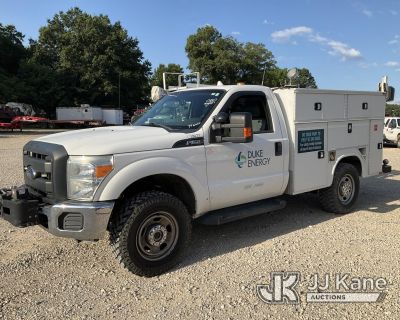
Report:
186,26,317,88
264,68,288,87
386,104,400,116
0,23,26,75
263,67,317,88
151,63,184,87
0,23,28,103
30,7,151,108
297,68,317,88
185,26,222,84
240,43,276,84
185,26,276,85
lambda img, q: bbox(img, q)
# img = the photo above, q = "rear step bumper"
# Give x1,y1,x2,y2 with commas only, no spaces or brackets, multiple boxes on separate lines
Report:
198,198,286,225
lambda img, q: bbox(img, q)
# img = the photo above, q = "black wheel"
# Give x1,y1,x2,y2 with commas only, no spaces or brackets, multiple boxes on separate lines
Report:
109,191,192,277
318,163,360,214
397,135,400,148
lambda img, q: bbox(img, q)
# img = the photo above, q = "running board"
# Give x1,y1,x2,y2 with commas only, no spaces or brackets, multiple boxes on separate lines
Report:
198,198,286,225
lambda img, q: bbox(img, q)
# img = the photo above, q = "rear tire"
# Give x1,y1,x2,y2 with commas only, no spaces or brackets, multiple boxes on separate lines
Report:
109,191,192,277
318,163,359,214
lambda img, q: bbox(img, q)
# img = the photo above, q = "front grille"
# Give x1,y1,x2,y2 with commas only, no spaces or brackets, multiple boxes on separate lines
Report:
23,141,68,203
24,150,48,161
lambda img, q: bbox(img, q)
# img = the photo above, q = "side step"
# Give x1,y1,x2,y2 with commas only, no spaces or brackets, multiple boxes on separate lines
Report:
198,198,286,225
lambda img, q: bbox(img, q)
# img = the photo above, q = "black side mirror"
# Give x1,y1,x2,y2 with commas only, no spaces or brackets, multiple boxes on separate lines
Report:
214,112,229,123
212,112,253,143
387,86,395,102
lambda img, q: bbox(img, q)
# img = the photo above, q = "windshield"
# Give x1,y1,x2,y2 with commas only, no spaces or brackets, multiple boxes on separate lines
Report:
134,89,225,130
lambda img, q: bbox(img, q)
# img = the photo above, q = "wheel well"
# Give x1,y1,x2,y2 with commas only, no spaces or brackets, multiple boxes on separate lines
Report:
116,174,196,215
337,156,362,176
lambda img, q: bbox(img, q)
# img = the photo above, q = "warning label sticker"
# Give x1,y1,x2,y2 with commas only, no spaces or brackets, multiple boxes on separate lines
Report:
298,129,324,153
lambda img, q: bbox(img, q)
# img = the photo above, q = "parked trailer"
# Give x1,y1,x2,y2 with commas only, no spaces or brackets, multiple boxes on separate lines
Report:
56,106,103,122
56,106,123,126
102,109,123,125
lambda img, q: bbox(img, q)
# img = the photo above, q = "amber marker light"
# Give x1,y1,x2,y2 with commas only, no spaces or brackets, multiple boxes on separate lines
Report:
95,164,113,178
243,127,252,138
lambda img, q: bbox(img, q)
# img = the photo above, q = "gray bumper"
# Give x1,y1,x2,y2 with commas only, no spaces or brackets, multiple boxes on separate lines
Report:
42,201,114,241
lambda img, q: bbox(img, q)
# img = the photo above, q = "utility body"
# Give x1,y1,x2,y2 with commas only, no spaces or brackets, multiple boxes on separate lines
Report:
0,85,390,276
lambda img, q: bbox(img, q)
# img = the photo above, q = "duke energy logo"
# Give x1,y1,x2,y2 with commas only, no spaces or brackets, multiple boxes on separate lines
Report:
235,152,247,168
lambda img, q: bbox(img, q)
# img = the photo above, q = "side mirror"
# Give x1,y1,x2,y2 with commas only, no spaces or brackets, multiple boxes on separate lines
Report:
386,86,395,102
213,112,229,123
212,112,253,143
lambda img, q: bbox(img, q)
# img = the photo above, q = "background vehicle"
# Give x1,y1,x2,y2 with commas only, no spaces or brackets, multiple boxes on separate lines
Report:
0,83,392,277
384,117,400,147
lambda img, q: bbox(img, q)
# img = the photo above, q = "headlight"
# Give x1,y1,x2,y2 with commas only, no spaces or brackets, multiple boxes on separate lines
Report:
67,155,113,201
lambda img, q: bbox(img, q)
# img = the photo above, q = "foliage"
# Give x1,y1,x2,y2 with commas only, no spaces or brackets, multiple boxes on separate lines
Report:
0,23,26,75
30,8,151,107
186,26,277,85
185,26,317,88
265,67,317,88
151,63,184,88
0,18,318,117
386,104,400,116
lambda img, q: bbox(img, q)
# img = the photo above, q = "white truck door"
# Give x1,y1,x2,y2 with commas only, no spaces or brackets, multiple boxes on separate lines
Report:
386,118,397,141
205,91,285,211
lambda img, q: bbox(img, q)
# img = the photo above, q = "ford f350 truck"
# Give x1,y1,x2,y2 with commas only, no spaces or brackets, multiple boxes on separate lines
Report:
0,85,392,277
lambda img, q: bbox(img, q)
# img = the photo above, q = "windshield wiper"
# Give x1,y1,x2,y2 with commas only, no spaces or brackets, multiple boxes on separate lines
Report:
141,122,172,131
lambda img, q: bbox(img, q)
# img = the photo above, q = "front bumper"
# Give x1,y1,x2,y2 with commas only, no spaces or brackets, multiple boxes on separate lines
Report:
0,187,114,241
42,201,114,241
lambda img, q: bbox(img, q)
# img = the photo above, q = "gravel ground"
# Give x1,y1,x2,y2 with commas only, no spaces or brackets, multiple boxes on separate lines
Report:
1,130,400,320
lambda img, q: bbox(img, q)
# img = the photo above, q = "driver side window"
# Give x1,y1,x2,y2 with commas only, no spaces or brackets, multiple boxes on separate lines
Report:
227,94,273,134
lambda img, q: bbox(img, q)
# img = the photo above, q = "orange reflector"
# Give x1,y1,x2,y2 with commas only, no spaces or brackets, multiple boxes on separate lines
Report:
243,127,252,138
96,164,113,178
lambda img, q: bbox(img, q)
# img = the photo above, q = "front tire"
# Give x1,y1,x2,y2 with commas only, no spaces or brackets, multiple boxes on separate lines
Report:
318,163,360,214
109,191,192,277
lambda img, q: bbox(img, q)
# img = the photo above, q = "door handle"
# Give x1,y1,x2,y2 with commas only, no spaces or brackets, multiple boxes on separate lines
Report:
275,142,282,156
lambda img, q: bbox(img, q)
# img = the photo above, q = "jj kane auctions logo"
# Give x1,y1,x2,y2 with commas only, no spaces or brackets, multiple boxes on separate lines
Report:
257,272,387,304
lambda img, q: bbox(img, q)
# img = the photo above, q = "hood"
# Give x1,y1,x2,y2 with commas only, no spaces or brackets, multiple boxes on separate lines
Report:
36,126,194,155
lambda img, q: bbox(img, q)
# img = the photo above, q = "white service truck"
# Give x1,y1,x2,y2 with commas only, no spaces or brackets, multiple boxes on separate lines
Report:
0,85,392,276
384,116,400,147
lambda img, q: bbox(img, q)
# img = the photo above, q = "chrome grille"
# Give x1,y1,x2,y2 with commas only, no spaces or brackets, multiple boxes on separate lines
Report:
24,150,48,160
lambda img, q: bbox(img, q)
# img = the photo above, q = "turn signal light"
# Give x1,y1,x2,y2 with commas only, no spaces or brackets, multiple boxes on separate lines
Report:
243,127,252,138
95,164,113,178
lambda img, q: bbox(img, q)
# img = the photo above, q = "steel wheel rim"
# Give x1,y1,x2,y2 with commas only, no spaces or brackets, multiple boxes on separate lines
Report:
136,211,179,261
337,174,355,205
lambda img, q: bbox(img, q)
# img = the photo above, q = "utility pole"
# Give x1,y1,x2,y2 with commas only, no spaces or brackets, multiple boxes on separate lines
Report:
118,73,121,108
261,65,267,86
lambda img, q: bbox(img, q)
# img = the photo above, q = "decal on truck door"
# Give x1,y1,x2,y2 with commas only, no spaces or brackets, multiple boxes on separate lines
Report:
298,129,324,153
235,150,271,168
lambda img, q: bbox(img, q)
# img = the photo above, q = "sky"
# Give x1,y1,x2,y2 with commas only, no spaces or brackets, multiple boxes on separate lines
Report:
1,0,400,98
